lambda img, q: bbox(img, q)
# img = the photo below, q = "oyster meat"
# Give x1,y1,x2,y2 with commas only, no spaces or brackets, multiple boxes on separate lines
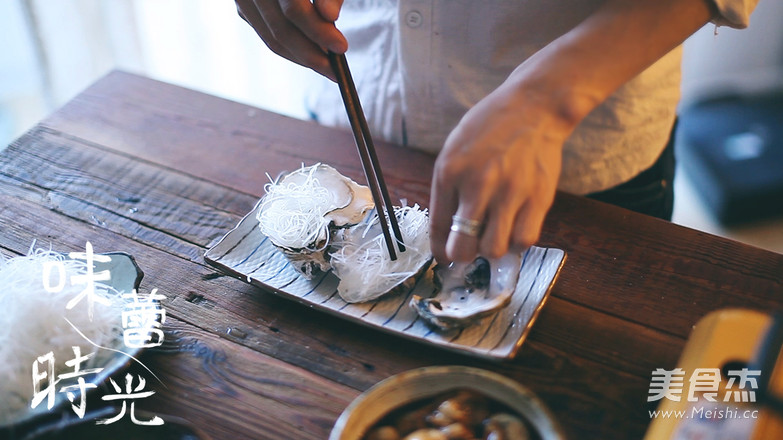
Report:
330,204,432,303
255,163,432,303
410,252,523,330
255,163,374,278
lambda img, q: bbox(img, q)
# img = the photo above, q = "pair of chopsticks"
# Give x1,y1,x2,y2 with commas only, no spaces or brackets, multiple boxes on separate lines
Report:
328,51,405,260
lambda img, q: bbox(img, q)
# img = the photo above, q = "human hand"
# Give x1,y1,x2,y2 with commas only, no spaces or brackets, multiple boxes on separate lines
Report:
429,87,573,263
427,0,717,264
235,0,347,80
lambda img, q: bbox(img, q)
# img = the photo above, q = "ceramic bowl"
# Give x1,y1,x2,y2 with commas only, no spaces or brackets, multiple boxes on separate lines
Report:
330,365,565,440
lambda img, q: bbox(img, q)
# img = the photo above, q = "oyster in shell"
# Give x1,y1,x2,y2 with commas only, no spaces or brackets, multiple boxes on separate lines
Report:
255,163,374,278
330,204,433,303
410,253,523,330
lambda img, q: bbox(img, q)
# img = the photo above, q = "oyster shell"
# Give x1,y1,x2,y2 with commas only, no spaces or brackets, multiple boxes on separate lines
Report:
255,163,374,278
330,204,433,303
410,253,523,330
255,163,436,303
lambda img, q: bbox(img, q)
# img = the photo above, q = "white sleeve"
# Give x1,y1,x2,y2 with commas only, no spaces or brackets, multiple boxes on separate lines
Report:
710,0,760,28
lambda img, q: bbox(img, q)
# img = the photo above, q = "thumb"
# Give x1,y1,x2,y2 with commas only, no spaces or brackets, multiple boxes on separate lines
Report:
313,0,344,22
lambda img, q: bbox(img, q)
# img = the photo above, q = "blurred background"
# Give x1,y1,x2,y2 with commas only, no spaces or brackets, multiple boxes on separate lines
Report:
1,0,782,253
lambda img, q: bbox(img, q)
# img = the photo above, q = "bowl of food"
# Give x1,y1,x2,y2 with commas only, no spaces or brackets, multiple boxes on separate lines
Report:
330,366,565,440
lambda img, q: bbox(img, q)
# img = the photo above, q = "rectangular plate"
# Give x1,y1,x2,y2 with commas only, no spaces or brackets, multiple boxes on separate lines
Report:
205,202,566,360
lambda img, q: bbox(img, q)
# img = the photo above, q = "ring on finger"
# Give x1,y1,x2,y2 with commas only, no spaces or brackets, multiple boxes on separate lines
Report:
450,215,484,237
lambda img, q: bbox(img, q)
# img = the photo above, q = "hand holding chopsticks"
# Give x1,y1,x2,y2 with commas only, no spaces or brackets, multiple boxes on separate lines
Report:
328,51,406,261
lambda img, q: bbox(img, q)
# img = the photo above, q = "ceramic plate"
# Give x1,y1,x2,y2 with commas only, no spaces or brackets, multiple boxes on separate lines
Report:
205,201,566,360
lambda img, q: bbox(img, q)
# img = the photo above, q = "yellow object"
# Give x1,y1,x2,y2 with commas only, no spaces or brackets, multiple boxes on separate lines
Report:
644,309,783,440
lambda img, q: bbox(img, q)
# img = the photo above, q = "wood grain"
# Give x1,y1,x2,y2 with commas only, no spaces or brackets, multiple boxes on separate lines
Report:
2,70,782,440
0,192,657,438
1,126,682,375
16,73,783,338
40,71,433,208
134,315,358,440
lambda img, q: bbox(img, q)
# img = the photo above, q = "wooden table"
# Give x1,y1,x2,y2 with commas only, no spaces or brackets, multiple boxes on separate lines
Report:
1,71,781,439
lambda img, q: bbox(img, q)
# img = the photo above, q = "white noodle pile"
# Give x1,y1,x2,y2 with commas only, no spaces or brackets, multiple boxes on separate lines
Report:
256,166,337,250
330,204,432,303
0,249,126,425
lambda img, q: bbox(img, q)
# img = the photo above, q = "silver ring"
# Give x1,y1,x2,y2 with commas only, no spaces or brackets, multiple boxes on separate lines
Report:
450,215,484,237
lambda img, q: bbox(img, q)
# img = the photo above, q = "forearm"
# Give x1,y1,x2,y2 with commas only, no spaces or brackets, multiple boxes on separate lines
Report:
498,0,715,134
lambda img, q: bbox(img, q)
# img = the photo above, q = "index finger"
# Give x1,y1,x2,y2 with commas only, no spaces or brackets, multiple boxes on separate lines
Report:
275,0,347,53
429,172,457,264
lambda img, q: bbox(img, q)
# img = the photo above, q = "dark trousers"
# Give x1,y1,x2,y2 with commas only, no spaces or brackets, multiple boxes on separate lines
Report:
586,121,677,221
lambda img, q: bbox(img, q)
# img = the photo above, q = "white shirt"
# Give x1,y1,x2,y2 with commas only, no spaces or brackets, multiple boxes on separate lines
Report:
306,0,758,194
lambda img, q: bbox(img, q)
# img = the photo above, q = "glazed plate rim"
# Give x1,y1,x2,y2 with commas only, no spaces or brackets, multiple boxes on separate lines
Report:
204,200,566,361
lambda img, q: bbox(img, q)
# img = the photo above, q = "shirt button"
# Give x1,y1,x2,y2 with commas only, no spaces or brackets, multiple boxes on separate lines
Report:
405,10,423,28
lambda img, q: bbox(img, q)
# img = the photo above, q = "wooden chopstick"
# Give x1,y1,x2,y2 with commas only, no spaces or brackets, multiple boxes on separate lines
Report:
328,51,406,260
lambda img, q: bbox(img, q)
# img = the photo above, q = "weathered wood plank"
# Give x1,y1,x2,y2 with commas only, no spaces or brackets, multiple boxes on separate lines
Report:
0,173,206,262
0,312,358,440
0,155,683,380
4,71,781,439
39,71,433,208
0,193,421,390
4,127,781,345
131,316,358,440
0,193,659,439
0,124,767,378
9,127,260,215
1,129,254,249
30,71,783,340
0,128,255,263
544,198,783,337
